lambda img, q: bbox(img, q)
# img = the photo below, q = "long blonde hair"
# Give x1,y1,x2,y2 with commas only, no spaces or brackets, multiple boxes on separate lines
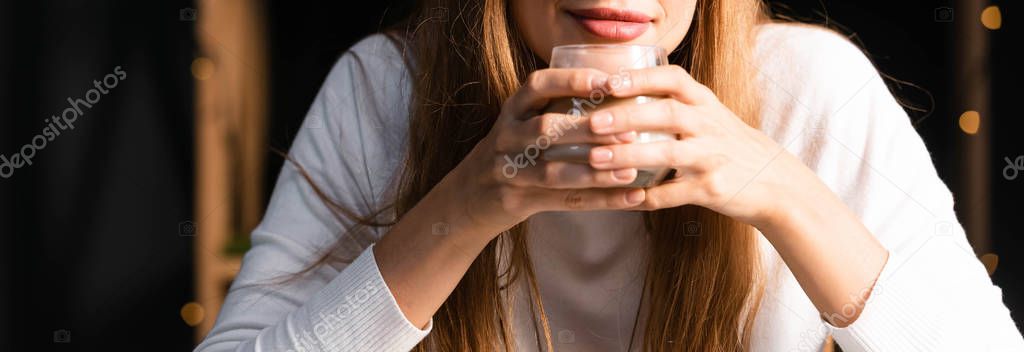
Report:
300,0,768,350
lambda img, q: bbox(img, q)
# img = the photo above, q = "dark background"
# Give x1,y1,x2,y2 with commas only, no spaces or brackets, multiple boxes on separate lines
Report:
1,1,1019,351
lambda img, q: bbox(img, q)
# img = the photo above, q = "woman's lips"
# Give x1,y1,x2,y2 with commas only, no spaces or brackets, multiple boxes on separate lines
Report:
567,8,653,41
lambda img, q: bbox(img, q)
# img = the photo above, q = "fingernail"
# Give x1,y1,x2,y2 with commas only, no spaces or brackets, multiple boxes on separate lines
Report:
591,76,608,90
590,147,613,164
615,131,636,142
613,168,637,182
626,189,645,205
591,112,613,132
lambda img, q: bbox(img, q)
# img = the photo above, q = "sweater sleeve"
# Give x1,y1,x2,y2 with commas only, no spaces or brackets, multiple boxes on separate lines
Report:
756,23,1024,351
194,34,431,352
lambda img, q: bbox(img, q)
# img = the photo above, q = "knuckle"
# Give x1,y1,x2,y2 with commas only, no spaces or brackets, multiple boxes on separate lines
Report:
537,113,557,136
492,155,510,180
499,99,514,115
698,83,715,97
569,70,593,92
701,111,724,135
524,71,540,86
664,101,685,128
702,153,728,171
525,71,546,90
669,65,687,80
702,173,725,199
499,186,526,213
493,130,513,152
541,162,561,187
643,193,663,209
632,70,649,88
666,147,686,167
693,84,716,102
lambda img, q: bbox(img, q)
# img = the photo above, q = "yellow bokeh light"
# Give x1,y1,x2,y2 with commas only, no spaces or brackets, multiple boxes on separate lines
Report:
181,302,206,327
980,253,999,276
981,6,1002,30
191,57,215,81
959,111,980,135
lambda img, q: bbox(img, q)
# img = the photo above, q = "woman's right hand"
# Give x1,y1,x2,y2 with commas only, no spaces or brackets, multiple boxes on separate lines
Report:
375,68,647,328
446,68,648,235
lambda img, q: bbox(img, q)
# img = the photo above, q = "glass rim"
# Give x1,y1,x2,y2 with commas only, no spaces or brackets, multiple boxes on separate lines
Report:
552,44,666,55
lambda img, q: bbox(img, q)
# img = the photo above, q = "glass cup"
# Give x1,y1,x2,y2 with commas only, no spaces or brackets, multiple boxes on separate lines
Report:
542,44,676,187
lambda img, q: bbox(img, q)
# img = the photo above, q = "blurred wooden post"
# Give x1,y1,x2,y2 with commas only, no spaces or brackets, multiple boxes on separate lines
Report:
194,0,267,342
954,0,990,253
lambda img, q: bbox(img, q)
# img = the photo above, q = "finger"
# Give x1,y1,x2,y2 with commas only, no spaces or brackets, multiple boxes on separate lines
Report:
501,68,609,122
626,176,702,211
529,187,647,212
606,65,716,105
588,98,702,136
496,157,638,188
497,112,637,151
588,140,707,170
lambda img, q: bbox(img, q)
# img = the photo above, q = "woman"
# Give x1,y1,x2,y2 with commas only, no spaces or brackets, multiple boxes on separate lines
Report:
196,0,1024,351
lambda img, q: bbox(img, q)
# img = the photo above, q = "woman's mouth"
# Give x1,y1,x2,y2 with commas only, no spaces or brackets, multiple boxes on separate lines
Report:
566,8,653,41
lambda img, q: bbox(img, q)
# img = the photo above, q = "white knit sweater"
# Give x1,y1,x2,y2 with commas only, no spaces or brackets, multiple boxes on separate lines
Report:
195,23,1024,352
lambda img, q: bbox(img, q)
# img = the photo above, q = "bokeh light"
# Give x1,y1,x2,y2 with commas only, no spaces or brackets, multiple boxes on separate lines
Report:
181,302,206,327
959,111,980,135
981,6,1002,30
191,57,215,81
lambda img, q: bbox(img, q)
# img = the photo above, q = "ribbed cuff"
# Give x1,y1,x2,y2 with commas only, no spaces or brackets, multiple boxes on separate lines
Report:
827,254,940,352
299,244,432,352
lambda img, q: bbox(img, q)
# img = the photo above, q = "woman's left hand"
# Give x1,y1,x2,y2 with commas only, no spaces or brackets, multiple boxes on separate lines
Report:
587,65,820,230
589,65,890,327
